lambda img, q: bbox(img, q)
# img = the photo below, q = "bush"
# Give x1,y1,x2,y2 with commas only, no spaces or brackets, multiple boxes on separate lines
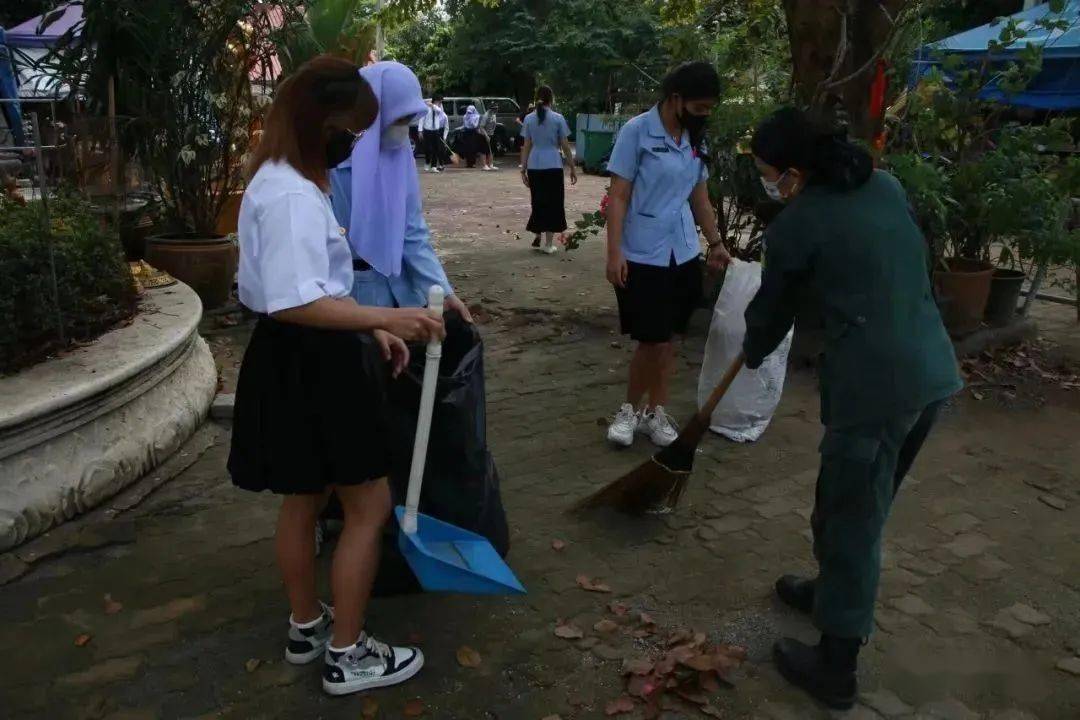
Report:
0,193,138,374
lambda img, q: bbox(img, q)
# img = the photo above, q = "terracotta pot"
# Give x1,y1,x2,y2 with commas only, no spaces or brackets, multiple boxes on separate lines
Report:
145,233,237,310
215,191,244,236
933,257,993,337
984,268,1026,328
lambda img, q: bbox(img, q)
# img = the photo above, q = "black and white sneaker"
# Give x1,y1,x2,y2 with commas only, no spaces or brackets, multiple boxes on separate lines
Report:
284,602,334,665
323,632,424,696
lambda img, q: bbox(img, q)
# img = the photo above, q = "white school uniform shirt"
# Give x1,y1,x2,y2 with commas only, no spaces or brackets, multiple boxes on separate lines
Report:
420,104,448,138
237,160,354,314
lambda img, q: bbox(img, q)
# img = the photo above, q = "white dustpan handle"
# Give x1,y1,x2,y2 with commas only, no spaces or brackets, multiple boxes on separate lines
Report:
402,285,445,535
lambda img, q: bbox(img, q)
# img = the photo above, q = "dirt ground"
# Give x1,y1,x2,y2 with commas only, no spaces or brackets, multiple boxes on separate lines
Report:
3,159,1080,720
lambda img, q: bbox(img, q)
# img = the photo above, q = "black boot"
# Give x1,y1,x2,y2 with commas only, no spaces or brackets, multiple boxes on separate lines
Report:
773,634,860,710
775,574,816,614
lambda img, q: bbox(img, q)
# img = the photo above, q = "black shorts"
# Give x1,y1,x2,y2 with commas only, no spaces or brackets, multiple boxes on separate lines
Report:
615,256,703,343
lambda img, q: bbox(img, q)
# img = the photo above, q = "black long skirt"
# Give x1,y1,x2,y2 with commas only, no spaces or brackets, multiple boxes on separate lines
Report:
526,168,567,233
228,316,390,494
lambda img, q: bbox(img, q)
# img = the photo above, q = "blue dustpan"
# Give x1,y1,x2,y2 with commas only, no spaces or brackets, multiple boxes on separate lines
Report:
395,287,525,596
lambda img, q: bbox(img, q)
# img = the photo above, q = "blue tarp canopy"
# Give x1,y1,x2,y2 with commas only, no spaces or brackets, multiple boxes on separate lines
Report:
912,1,1080,110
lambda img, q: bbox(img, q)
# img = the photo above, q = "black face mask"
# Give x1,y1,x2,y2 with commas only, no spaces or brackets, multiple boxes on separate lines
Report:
679,109,710,139
325,129,356,169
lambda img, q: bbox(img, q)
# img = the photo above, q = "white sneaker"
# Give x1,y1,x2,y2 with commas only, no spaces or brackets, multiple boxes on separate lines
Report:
434,167,444,173
424,165,432,173
323,632,424,696
640,406,678,447
489,165,499,171
285,602,334,665
542,244,558,255
607,403,640,447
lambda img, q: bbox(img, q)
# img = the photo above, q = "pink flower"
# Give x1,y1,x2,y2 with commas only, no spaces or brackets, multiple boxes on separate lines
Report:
599,192,611,219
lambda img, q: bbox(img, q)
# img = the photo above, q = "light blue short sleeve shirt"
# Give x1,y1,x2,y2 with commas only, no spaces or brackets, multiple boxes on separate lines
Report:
522,109,570,170
606,106,709,267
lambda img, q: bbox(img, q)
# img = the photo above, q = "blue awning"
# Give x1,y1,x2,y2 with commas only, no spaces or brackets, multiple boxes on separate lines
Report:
911,1,1080,110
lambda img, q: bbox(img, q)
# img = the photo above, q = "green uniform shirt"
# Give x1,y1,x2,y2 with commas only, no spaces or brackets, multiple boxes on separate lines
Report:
743,170,963,428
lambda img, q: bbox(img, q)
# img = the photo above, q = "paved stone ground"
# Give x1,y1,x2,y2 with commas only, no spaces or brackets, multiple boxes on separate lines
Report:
3,160,1080,720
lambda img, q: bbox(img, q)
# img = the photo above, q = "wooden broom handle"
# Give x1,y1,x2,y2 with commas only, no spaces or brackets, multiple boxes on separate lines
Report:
698,353,745,420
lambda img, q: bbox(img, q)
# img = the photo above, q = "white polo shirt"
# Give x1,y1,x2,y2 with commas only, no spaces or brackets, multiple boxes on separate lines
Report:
237,160,353,314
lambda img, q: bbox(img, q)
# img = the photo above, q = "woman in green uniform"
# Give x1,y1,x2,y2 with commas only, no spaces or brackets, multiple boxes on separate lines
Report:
743,107,962,710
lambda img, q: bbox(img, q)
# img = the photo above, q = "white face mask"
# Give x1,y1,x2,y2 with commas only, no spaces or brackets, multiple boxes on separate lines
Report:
761,171,788,203
382,123,411,149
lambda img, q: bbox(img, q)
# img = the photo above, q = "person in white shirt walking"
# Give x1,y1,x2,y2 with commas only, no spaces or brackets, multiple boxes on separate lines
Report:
420,94,448,173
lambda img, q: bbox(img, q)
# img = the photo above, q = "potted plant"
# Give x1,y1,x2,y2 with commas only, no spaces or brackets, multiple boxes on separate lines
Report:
889,13,1068,335
52,0,293,309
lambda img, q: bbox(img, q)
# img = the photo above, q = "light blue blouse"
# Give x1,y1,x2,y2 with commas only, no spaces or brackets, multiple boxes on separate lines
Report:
521,109,570,171
329,159,453,308
606,106,708,267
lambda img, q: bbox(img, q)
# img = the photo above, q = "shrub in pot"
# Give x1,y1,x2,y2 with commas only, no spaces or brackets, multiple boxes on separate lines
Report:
52,0,293,308
888,13,1072,335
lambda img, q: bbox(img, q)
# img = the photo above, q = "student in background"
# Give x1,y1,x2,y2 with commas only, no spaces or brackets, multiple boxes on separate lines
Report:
603,61,727,449
420,94,448,173
478,102,499,172
229,55,442,698
329,63,472,320
520,86,576,254
461,104,483,168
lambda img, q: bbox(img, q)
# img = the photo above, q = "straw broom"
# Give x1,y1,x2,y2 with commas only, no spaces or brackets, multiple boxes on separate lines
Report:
573,354,745,515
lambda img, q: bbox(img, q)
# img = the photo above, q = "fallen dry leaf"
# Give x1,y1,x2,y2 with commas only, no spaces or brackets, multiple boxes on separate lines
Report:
594,619,619,634
701,704,723,717
576,574,613,593
604,696,636,715
103,594,123,615
639,612,656,626
402,699,425,717
622,657,654,676
551,539,567,551
554,620,585,640
244,658,261,673
674,686,708,705
681,653,715,672
700,671,721,694
627,673,662,699
609,602,630,617
361,696,379,718
455,645,482,668
74,634,91,647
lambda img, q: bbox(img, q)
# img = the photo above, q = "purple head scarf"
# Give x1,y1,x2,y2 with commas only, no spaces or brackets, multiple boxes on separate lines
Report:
349,61,428,277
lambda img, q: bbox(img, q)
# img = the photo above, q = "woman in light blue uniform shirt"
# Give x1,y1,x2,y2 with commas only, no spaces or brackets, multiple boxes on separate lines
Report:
520,85,577,253
604,61,729,450
329,61,471,321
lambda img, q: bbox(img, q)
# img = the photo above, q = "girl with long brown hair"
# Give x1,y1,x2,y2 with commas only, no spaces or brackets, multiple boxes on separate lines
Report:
229,54,442,697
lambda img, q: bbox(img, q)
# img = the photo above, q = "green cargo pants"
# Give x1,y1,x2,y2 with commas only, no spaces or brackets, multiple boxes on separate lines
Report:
811,400,945,638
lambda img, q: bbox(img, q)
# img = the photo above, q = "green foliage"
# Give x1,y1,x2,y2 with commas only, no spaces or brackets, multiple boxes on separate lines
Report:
563,209,605,251
0,194,138,374
49,0,290,235
888,9,1080,271
406,0,670,112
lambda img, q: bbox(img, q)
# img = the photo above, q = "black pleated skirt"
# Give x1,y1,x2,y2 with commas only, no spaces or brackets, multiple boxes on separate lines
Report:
227,316,390,494
526,168,567,233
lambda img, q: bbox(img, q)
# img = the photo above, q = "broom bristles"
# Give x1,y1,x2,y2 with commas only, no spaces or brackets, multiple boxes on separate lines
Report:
572,411,710,515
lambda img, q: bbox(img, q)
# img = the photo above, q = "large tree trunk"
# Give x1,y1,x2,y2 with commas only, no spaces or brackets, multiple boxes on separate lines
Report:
782,0,909,140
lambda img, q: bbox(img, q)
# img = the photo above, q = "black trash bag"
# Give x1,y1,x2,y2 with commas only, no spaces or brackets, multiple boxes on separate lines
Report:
323,312,510,596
